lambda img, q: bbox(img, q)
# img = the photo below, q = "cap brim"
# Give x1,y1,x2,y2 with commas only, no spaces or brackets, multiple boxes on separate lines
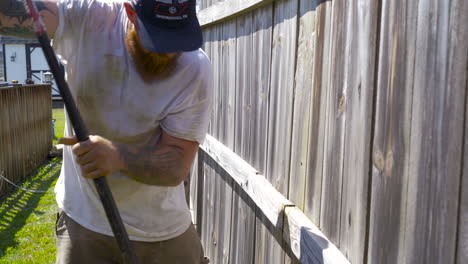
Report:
134,9,203,53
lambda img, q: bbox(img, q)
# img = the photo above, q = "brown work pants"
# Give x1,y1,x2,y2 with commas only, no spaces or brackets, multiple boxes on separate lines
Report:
55,212,209,264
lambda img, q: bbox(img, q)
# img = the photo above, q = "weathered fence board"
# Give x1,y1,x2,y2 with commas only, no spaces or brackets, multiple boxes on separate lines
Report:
249,4,272,174
232,10,257,264
261,0,299,262
283,207,350,264
319,0,347,245
213,19,237,264
453,2,468,261
194,0,468,262
402,0,467,263
265,0,298,206
338,0,378,262
287,0,317,210
459,73,468,264
303,1,332,226
0,85,52,197
367,0,419,263
198,0,275,27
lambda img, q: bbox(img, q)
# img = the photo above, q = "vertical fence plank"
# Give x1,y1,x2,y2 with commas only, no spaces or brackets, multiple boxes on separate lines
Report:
403,0,467,263
303,0,332,226
234,12,253,161
260,0,299,263
249,3,272,175
367,0,419,263
199,23,214,255
231,10,257,264
0,89,7,193
319,0,347,245
201,24,219,260
214,19,236,264
459,70,468,264
287,0,318,210
454,2,468,263
338,0,378,262
265,0,298,197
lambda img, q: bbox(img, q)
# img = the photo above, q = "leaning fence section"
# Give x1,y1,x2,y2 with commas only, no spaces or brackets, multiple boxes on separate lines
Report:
191,0,468,263
0,84,52,197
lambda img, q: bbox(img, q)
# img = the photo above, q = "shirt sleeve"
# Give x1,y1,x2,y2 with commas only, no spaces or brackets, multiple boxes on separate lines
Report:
160,53,214,144
53,0,121,60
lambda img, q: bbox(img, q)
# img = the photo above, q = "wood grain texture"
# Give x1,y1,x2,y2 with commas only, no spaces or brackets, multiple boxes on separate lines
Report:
198,0,275,27
195,0,468,262
234,11,253,161
337,0,378,262
454,1,468,262
403,0,467,262
287,0,317,210
266,0,298,202
235,5,274,264
212,19,237,264
249,3,272,175
284,207,350,264
231,11,257,264
319,0,347,245
200,25,217,256
459,66,468,264
304,1,332,226
367,0,419,263
262,0,299,262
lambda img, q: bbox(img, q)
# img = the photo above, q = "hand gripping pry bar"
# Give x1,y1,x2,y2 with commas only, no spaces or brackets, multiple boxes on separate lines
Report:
22,1,139,263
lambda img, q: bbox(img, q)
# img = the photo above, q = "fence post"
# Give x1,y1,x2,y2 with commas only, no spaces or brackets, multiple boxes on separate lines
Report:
196,149,205,238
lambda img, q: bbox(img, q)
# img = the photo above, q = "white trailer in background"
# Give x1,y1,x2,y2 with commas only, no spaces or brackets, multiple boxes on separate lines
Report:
0,36,59,97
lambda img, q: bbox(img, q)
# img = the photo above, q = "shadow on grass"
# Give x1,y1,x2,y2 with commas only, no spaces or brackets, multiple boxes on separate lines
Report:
0,160,60,258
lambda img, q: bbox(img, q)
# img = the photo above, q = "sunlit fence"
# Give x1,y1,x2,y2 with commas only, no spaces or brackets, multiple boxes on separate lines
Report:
0,84,52,197
192,0,468,263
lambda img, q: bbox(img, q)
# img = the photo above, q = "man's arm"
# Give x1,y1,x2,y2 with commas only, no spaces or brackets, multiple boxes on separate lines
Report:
0,0,58,38
59,129,199,187
118,130,199,186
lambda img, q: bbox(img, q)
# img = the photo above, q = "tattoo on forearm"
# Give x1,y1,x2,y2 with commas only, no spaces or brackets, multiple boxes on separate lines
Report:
118,143,186,186
0,0,54,38
0,0,28,22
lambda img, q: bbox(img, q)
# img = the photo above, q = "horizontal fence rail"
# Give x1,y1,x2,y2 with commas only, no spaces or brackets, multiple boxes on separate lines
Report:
197,135,349,263
0,84,52,197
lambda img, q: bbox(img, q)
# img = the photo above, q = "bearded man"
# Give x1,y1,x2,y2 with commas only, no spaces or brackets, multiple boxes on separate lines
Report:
0,0,213,263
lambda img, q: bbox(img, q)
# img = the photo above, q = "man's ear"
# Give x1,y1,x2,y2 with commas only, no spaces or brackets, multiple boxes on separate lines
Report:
124,2,137,24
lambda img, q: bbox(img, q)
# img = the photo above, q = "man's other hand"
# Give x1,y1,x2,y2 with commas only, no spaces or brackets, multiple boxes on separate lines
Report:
58,135,124,179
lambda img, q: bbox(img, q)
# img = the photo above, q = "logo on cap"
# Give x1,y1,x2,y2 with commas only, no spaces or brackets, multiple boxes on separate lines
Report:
154,0,190,20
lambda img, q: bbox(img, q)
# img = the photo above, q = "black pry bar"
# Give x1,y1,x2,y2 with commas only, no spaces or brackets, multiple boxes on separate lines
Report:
22,1,139,263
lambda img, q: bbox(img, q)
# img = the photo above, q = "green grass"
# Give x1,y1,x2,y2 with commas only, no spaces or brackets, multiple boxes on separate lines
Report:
52,109,65,146
0,109,66,263
0,158,61,264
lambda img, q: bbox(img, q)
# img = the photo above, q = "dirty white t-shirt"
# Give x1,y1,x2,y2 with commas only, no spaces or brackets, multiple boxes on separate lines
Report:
53,0,213,241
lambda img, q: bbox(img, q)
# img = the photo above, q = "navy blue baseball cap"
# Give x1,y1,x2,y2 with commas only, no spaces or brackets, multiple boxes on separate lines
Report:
131,0,203,53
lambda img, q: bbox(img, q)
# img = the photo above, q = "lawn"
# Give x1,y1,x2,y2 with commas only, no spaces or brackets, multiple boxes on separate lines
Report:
0,158,61,264
52,109,65,146
0,109,65,263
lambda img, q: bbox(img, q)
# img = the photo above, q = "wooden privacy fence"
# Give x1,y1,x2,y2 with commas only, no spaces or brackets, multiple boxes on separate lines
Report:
0,84,52,197
189,0,468,263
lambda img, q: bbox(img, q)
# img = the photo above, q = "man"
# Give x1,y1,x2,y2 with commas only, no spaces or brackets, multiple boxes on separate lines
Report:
0,0,213,263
